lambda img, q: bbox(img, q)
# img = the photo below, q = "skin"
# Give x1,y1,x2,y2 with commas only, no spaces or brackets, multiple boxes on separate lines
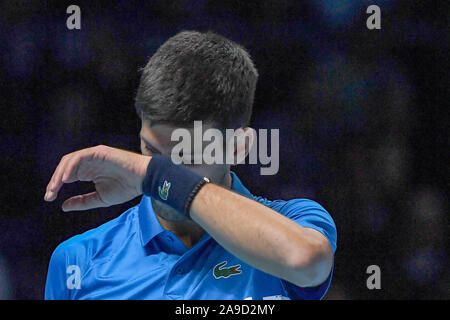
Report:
44,120,333,288
138,120,232,247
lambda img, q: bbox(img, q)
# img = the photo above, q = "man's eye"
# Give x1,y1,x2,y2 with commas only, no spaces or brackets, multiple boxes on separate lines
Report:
145,145,159,154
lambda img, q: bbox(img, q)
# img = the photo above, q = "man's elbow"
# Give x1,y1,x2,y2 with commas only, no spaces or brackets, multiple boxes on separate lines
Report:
287,240,333,288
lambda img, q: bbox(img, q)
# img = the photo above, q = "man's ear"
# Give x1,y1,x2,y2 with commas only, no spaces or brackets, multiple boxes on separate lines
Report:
233,127,255,165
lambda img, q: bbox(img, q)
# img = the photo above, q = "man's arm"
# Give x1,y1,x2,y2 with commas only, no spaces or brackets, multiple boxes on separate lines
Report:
44,145,333,288
190,182,333,288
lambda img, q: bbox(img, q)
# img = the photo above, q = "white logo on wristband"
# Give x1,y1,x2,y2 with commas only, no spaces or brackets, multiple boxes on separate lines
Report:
158,180,171,200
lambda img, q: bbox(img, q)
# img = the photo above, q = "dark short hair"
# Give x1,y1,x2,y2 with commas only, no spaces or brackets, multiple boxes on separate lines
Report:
135,30,258,129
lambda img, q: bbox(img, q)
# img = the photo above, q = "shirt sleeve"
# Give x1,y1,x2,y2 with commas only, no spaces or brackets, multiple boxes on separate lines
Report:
271,198,337,300
45,239,87,300
44,244,70,300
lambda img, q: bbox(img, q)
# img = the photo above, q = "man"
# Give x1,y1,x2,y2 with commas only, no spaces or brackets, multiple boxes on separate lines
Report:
44,31,337,300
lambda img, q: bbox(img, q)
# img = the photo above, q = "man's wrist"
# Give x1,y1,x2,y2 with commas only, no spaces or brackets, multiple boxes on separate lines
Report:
141,155,208,218
184,176,210,219
137,155,151,195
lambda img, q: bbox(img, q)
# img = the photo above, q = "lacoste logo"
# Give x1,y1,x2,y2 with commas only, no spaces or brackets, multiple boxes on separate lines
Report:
213,261,242,279
158,180,171,200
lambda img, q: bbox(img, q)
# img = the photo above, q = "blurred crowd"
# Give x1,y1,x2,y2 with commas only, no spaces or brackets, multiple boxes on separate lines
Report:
0,0,448,299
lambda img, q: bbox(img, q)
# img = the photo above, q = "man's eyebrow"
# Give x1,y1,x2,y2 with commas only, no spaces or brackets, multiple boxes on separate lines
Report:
139,134,162,154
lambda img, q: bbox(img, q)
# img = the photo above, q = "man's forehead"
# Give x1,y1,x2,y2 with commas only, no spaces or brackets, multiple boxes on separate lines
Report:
140,120,222,147
141,121,221,136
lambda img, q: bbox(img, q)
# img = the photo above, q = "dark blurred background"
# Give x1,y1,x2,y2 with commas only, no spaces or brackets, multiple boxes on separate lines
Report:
0,0,448,299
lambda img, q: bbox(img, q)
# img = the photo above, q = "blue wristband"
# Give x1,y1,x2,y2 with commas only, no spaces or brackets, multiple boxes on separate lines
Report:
142,155,209,218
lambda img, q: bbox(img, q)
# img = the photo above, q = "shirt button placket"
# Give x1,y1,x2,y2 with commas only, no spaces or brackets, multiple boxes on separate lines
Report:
164,264,186,299
176,266,184,274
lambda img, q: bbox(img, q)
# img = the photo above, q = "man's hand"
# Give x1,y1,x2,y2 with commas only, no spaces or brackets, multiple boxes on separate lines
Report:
44,145,151,212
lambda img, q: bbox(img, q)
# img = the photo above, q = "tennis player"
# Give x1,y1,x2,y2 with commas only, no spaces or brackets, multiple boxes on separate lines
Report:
44,31,337,300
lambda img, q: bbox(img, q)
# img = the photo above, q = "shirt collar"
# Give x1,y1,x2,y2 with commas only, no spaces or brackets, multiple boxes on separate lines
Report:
138,195,165,247
138,171,254,247
229,171,254,199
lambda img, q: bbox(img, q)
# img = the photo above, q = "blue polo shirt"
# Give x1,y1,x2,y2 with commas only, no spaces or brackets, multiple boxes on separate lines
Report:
45,172,337,300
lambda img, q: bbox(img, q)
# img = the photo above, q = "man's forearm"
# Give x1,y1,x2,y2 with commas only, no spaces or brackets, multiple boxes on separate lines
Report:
190,183,333,287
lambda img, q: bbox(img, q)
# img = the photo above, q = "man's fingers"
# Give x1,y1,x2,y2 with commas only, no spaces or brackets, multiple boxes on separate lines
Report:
45,149,92,201
61,153,84,183
45,154,72,201
60,146,105,184
61,191,108,212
